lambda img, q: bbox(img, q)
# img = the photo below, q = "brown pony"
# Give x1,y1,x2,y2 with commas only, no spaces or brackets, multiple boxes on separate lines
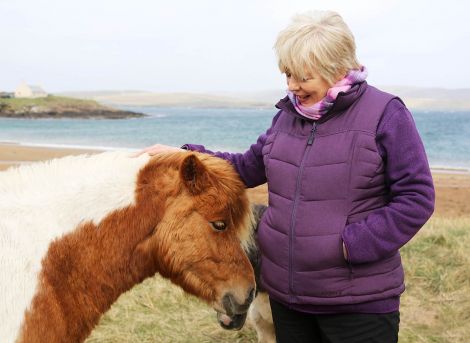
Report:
0,151,255,342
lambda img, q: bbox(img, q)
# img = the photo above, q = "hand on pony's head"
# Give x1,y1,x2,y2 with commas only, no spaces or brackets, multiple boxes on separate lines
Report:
132,143,184,157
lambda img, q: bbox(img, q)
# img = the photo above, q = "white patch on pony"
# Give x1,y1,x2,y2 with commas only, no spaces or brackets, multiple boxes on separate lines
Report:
0,151,150,342
239,210,255,255
248,292,275,343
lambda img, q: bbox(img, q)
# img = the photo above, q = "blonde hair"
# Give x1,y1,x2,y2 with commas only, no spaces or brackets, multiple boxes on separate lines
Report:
274,10,361,85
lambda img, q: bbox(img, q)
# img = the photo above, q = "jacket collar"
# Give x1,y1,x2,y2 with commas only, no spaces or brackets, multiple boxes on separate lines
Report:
275,81,368,123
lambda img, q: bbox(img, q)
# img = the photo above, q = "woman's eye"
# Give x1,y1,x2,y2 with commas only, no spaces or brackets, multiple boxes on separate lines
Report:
210,221,227,231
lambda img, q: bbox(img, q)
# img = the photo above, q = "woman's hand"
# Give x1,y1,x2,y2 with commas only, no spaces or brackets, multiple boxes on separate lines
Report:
133,144,184,157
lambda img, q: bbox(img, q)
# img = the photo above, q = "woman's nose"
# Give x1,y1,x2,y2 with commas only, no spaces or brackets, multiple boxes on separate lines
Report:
287,77,300,91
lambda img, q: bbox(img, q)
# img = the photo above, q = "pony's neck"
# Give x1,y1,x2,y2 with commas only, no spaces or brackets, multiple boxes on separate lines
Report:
19,162,172,343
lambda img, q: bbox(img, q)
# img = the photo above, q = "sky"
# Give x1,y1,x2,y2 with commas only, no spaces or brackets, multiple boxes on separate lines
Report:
0,0,469,93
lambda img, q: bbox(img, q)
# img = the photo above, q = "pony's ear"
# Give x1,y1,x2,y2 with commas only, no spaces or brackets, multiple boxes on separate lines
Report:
180,154,210,194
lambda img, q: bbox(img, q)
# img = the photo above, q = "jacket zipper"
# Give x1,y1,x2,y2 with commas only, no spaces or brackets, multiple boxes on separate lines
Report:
289,122,317,301
307,122,317,145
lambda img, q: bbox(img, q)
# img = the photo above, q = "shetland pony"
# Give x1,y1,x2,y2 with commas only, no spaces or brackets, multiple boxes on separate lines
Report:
0,151,255,343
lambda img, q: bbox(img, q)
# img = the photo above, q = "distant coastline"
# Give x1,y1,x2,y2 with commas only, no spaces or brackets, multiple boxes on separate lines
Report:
0,96,145,119
58,86,470,111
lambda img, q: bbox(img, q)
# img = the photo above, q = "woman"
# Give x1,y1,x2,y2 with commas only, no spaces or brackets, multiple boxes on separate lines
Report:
142,10,435,343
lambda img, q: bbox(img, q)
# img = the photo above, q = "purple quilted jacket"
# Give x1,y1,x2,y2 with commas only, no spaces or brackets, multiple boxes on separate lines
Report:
184,82,434,313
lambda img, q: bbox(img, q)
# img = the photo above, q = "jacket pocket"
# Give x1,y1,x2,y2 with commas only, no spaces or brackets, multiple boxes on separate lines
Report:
294,216,349,272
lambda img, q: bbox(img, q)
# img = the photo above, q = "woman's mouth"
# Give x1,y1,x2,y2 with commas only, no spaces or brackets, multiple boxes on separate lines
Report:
296,94,311,103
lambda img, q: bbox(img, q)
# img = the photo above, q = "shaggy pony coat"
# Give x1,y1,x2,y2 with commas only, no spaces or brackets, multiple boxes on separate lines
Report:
0,151,255,343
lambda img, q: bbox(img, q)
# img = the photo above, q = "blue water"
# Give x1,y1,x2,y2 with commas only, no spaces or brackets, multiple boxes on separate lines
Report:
1,106,469,169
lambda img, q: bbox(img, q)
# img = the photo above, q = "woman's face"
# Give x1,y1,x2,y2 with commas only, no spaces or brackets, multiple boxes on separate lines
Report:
286,68,333,106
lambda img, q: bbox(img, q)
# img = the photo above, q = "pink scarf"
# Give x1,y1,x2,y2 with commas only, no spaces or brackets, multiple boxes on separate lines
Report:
287,66,368,120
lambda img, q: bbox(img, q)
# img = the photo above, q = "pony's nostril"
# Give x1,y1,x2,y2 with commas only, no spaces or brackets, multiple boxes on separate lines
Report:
223,289,255,316
222,293,235,316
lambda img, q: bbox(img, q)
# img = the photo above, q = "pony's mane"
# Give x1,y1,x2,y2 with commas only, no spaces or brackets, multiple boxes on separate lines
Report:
0,151,152,243
0,151,149,195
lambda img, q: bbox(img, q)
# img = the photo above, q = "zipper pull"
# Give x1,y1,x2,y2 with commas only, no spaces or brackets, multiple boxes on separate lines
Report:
307,122,317,145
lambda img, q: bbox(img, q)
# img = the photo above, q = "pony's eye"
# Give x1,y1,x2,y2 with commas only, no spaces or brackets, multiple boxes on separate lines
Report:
210,221,227,231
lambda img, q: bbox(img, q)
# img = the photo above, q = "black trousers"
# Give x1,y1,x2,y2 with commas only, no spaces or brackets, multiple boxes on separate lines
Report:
270,298,400,343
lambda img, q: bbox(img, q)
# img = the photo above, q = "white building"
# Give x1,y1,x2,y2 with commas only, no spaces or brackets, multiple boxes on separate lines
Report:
15,82,48,98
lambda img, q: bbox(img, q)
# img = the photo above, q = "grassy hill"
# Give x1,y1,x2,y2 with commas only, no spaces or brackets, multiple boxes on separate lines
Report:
60,91,273,108
0,96,144,119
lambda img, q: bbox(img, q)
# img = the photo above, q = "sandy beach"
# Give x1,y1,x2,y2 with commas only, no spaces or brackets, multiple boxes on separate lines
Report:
0,143,468,218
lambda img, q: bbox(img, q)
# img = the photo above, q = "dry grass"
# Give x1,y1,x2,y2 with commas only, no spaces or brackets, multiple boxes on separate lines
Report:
399,216,470,343
86,277,257,343
87,216,470,342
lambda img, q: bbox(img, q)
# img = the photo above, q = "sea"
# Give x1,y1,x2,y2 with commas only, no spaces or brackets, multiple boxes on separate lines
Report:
1,106,470,170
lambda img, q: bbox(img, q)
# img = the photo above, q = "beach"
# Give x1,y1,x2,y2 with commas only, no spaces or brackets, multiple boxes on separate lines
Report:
1,143,468,218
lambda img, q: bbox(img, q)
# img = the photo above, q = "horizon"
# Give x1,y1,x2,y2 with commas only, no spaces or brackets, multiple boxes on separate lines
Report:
1,0,469,93
3,84,470,95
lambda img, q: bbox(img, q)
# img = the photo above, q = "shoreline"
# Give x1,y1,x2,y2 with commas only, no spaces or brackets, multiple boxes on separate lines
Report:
1,142,469,218
1,141,469,175
0,140,138,153
0,143,102,170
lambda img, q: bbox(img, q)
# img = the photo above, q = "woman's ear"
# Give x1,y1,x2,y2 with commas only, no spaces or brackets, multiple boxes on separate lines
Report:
180,154,210,195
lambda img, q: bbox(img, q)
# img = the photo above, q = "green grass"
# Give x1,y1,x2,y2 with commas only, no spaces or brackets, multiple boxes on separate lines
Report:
87,216,470,342
0,96,108,111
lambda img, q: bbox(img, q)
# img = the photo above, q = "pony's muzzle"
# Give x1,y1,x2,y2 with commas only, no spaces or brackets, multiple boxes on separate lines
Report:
217,288,254,331
222,287,255,316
